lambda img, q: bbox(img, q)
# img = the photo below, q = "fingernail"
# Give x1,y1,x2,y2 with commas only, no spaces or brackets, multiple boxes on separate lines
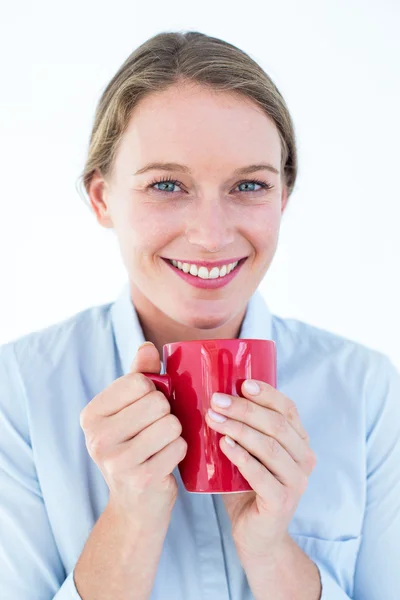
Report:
137,342,154,350
243,380,260,395
208,408,227,423
212,393,232,408
225,435,236,447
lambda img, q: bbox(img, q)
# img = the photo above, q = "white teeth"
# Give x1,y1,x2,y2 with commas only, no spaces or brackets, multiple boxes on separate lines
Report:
227,261,238,273
209,267,220,279
169,259,242,279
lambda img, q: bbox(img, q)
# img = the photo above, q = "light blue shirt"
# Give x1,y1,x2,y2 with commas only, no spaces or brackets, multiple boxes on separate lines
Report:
1,284,399,600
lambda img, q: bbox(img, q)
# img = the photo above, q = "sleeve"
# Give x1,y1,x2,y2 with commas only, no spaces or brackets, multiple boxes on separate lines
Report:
352,353,400,600
0,343,82,599
317,564,352,599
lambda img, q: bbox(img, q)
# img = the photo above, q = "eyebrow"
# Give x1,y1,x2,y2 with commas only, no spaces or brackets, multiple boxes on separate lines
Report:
133,162,280,176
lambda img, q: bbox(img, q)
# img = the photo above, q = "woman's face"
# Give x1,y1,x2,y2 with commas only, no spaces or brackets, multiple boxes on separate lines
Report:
89,82,288,331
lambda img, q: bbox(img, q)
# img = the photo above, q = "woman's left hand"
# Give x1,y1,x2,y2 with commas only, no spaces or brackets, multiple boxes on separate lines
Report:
205,380,317,559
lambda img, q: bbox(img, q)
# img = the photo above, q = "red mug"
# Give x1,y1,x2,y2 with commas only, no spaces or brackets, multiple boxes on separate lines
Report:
145,338,276,494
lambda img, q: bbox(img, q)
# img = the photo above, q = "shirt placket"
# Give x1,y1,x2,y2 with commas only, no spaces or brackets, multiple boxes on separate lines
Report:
191,492,232,600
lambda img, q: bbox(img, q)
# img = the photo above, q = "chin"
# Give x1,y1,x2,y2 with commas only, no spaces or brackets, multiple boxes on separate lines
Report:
169,305,234,331
183,316,227,331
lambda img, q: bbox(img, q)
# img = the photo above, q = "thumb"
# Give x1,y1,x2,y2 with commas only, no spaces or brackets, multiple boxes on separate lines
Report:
130,341,161,375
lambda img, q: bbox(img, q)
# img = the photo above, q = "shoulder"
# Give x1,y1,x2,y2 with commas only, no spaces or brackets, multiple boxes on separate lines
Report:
272,312,390,368
0,300,114,386
271,313,398,414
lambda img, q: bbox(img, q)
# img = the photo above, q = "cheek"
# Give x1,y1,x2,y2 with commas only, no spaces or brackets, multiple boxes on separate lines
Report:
240,205,281,250
115,203,179,254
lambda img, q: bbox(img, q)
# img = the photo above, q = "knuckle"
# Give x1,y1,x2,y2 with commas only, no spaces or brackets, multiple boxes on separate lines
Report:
271,412,287,436
242,399,255,419
266,435,281,458
238,448,251,467
306,449,317,471
154,391,171,415
79,408,89,430
80,397,99,430
166,414,182,437
236,419,247,438
86,432,107,461
286,399,299,422
129,372,155,395
176,436,188,458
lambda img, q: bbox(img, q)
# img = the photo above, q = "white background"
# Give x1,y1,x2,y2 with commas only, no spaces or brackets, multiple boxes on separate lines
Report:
1,0,399,368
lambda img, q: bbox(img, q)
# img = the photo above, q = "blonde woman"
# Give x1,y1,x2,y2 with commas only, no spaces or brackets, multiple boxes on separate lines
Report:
1,31,399,600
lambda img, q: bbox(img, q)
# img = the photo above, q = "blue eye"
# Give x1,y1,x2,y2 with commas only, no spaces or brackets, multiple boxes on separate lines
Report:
237,181,262,192
148,176,274,194
148,176,185,193
152,180,180,192
235,179,274,192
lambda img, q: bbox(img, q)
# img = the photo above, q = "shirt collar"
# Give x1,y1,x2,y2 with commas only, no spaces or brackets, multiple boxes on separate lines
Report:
110,282,273,377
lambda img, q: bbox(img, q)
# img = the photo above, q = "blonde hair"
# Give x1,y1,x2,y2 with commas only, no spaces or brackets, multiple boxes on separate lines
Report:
77,30,298,204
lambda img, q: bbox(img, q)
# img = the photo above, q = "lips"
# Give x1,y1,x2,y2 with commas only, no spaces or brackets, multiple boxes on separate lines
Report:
168,259,241,280
165,256,246,269
163,257,247,289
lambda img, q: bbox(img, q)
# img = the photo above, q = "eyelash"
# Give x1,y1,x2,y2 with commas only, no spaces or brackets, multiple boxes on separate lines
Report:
147,175,274,195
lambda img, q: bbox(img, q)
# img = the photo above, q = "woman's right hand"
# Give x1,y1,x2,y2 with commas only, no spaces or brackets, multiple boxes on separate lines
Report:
79,341,187,522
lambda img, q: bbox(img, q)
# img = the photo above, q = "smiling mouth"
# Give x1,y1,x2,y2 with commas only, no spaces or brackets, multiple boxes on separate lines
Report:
165,258,246,280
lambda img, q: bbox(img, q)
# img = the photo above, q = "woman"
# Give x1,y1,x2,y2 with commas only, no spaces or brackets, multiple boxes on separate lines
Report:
1,30,399,600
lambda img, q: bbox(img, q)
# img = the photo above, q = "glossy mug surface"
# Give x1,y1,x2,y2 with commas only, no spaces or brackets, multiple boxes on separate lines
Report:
146,338,276,494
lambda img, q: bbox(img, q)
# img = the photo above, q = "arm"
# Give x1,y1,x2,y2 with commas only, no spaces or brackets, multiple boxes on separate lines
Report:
352,353,400,599
239,533,353,600
0,343,79,599
243,353,400,600
1,340,183,599
0,343,172,600
238,533,322,600
283,352,400,600
287,352,400,600
223,351,400,600
73,498,170,599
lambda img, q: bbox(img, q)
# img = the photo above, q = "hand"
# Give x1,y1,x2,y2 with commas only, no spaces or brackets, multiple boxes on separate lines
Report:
79,342,187,523
205,380,316,558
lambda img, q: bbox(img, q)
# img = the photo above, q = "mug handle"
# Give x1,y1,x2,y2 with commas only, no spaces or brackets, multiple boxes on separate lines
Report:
144,373,172,400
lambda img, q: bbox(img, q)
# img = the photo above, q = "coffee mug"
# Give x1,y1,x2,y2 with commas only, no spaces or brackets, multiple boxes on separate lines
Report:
145,338,276,494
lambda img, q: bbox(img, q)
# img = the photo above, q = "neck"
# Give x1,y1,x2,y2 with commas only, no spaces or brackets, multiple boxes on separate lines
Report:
130,283,247,359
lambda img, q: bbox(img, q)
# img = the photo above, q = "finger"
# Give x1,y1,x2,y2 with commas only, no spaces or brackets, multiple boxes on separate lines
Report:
118,413,183,465
130,341,161,374
240,380,310,441
219,436,289,510
81,372,156,422
206,412,306,486
96,390,172,447
143,436,187,480
81,340,161,424
210,394,315,474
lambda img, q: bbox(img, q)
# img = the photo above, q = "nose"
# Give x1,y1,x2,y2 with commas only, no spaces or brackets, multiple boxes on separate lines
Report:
185,197,235,253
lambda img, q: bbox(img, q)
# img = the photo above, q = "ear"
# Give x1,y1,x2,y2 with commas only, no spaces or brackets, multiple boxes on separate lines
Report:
87,169,114,229
281,184,289,214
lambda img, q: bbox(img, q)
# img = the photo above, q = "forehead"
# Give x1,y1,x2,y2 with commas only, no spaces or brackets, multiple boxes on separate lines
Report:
117,82,281,169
